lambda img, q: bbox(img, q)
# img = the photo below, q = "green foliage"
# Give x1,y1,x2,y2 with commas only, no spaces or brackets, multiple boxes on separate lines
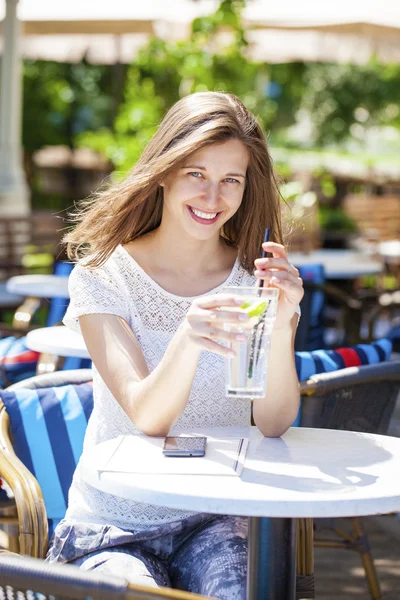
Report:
22,60,114,152
20,0,400,189
301,60,400,145
77,0,301,173
318,206,358,232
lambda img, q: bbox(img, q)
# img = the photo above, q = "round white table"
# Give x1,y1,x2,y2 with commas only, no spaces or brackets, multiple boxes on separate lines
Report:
0,282,23,307
379,240,400,265
6,275,70,298
26,325,89,358
81,426,400,600
289,250,383,279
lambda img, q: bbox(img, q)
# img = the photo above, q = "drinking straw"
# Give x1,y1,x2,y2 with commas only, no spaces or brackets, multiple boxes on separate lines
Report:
257,228,270,295
248,228,271,379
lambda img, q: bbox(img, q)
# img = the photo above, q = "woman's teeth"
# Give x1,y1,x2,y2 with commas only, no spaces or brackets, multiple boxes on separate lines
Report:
190,207,218,220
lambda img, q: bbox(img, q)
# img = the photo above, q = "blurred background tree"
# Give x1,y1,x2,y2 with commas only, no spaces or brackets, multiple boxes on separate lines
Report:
19,0,400,217
75,0,304,174
300,61,400,147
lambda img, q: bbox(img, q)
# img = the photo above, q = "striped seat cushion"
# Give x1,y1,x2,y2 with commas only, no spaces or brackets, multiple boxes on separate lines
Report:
0,382,94,526
295,338,393,382
0,337,39,388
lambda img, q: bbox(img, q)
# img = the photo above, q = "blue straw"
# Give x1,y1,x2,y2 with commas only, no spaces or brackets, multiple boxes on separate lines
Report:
258,228,270,292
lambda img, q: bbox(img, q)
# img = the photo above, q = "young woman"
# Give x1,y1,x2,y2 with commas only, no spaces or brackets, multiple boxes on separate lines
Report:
47,92,303,599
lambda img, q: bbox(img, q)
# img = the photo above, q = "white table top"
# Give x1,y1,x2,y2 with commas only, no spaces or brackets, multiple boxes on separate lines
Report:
81,426,400,519
290,249,383,279
6,275,70,299
0,282,24,307
379,240,400,263
26,325,90,358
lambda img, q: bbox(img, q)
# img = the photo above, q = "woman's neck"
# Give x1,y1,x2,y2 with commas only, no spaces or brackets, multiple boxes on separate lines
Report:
141,226,234,277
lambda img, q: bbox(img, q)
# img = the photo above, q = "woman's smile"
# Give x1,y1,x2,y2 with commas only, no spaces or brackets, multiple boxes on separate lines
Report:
187,205,223,225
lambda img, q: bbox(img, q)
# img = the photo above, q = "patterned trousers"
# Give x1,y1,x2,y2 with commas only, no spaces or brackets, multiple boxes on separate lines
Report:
70,515,248,600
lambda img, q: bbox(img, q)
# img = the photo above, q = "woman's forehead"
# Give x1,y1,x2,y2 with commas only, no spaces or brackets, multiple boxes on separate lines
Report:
188,140,249,169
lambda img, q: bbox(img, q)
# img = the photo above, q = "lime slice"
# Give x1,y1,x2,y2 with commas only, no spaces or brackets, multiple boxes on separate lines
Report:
240,299,268,318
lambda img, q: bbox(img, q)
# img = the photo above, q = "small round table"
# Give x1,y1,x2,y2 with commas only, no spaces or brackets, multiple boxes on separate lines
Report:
6,275,70,299
289,250,383,279
81,426,400,600
26,325,89,359
0,283,23,308
379,240,400,264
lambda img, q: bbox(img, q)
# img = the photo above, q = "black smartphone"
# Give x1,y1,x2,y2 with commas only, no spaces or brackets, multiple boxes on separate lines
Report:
162,436,207,457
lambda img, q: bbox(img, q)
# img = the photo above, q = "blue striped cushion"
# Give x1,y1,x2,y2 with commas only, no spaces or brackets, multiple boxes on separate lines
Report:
290,338,393,427
295,338,393,382
0,383,93,522
0,337,39,387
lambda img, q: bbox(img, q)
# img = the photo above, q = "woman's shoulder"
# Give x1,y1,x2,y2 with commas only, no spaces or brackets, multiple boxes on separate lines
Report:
69,246,129,289
233,260,256,286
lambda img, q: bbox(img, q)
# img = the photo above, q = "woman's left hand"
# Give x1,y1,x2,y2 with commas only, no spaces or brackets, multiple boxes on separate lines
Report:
254,241,304,330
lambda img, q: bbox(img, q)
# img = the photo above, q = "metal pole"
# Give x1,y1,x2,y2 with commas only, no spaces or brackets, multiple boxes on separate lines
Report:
247,516,297,600
0,0,30,215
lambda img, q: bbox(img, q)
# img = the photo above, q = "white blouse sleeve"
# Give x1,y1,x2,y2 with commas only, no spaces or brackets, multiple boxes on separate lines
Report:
63,263,128,334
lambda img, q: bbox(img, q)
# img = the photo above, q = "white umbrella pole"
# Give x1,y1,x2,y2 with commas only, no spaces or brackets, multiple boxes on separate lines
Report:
0,0,30,216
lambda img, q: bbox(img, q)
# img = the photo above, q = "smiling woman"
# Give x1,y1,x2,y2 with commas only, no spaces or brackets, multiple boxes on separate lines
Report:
64,92,283,273
160,139,248,234
49,92,304,600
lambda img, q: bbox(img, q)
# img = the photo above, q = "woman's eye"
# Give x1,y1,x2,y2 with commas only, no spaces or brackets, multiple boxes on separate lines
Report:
224,177,240,184
188,172,203,179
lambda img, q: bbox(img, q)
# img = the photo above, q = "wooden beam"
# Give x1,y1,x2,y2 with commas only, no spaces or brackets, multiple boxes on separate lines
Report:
21,19,154,36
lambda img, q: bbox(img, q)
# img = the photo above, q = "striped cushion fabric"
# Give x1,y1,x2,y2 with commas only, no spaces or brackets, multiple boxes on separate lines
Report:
0,382,93,527
295,338,393,382
0,337,39,388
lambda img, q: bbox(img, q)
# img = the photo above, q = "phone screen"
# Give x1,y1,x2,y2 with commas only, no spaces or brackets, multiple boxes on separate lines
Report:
162,436,207,457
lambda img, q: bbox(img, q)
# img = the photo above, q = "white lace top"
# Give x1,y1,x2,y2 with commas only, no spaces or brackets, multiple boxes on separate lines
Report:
63,244,256,530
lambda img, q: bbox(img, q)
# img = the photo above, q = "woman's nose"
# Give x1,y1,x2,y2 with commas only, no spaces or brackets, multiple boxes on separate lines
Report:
203,182,220,207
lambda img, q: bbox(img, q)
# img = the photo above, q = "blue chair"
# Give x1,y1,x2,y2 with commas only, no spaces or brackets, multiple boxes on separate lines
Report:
0,369,93,557
0,262,90,385
295,264,364,351
295,264,326,351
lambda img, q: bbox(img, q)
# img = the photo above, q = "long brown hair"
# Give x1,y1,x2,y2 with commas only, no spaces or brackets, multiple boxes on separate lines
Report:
65,91,283,273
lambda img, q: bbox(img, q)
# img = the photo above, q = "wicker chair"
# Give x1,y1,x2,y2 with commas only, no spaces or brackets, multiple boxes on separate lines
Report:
295,264,365,352
0,369,93,557
298,360,400,600
0,550,210,600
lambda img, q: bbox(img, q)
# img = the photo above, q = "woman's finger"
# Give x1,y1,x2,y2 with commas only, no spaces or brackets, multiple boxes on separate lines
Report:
269,273,304,298
255,268,300,282
195,294,243,310
255,257,298,276
261,241,288,259
191,336,235,358
189,309,250,324
191,322,248,343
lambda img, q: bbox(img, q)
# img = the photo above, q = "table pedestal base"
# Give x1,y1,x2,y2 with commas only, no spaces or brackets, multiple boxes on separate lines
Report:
247,517,296,600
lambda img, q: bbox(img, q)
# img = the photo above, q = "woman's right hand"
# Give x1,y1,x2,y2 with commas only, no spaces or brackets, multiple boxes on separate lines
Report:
182,294,250,358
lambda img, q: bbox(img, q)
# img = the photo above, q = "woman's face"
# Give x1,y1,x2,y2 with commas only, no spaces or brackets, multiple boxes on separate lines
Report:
161,139,249,241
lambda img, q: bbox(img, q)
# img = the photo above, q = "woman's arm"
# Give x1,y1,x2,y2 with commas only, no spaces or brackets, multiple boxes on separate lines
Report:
252,315,300,437
80,314,200,436
79,294,246,436
252,241,304,437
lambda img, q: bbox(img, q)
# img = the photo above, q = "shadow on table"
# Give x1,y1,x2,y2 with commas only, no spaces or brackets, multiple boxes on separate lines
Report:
238,430,393,494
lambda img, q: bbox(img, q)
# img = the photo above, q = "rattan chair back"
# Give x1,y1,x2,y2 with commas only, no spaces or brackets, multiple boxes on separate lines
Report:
0,552,210,600
299,359,400,600
0,370,93,557
300,360,400,433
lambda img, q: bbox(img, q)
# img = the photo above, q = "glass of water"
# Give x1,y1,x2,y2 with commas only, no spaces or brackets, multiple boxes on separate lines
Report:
222,286,279,399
